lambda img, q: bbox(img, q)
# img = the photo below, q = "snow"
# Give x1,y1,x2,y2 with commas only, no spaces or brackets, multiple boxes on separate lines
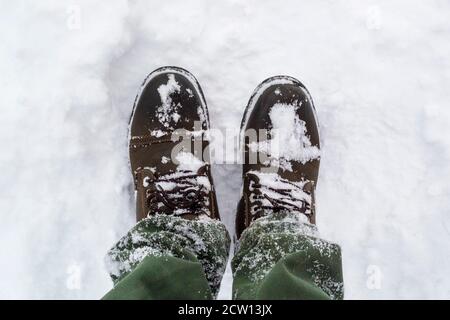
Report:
248,102,321,170
161,156,170,164
1,0,450,299
150,129,165,138
158,74,181,107
175,151,205,172
156,74,181,128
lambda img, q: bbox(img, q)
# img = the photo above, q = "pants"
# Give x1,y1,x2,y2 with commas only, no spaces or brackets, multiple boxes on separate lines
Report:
102,211,344,300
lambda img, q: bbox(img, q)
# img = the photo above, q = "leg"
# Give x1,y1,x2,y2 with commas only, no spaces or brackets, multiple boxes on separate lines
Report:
103,67,230,299
103,214,230,299
232,211,343,300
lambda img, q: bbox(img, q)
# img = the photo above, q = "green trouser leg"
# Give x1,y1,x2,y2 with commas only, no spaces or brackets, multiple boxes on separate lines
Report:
103,255,212,299
232,211,344,300
102,214,230,300
102,211,343,300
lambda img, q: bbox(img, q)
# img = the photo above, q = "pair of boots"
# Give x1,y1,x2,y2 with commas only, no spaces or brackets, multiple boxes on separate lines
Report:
103,67,344,300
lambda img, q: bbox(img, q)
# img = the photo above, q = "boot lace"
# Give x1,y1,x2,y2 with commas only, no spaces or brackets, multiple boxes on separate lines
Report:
246,172,314,223
137,169,211,217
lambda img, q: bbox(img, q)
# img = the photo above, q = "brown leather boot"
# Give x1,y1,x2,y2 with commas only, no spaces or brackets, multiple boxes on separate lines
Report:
129,66,220,222
236,76,320,238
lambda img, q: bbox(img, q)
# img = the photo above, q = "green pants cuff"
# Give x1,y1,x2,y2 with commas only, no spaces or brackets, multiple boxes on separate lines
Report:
232,212,344,300
102,255,212,300
104,214,230,299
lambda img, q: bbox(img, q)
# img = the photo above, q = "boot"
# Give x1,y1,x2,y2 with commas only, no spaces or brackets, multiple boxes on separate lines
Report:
236,75,320,238
128,66,220,221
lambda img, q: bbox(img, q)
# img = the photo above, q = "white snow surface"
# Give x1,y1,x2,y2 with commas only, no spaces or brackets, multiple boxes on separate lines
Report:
1,0,450,299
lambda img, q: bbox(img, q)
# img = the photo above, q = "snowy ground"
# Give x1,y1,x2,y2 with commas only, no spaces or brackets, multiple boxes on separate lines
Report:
1,0,450,299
